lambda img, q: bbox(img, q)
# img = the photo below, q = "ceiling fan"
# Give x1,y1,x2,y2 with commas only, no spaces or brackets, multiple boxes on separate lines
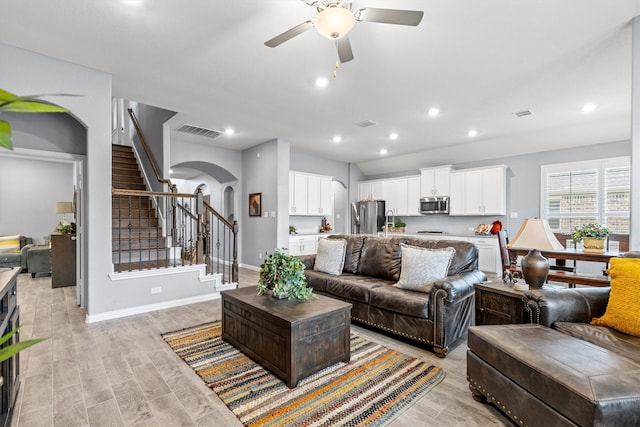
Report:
264,0,424,63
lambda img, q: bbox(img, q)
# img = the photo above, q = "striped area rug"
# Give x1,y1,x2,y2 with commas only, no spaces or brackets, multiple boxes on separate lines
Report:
162,321,445,427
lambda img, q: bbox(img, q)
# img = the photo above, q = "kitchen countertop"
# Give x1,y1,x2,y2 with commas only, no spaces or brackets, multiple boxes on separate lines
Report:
385,232,497,239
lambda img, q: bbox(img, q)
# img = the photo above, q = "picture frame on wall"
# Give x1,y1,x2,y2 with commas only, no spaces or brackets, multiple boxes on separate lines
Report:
249,192,262,217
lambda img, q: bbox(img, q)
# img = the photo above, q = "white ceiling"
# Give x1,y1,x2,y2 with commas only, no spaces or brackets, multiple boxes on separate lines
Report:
2,0,639,176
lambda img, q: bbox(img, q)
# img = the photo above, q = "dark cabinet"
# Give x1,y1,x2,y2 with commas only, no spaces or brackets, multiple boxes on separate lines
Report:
474,282,527,325
51,234,76,288
0,268,20,427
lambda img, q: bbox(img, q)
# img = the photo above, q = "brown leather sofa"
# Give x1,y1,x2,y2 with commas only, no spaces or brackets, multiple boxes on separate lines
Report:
467,287,640,426
299,235,486,357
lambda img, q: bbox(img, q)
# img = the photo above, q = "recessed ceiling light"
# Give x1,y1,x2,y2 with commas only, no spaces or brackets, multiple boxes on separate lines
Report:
468,129,478,138
389,132,399,140
224,127,235,136
332,135,342,143
315,77,329,88
427,108,440,117
380,148,388,155
582,103,597,113
123,0,143,6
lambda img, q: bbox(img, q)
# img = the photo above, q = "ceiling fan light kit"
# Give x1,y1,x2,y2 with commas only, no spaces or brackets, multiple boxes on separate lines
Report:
264,0,424,64
315,6,355,39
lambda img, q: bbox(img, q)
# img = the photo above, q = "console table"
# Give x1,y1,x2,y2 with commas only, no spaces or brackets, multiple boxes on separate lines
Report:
51,234,76,288
0,268,20,427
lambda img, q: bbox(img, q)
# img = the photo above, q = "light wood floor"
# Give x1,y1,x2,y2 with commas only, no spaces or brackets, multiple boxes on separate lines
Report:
13,269,511,426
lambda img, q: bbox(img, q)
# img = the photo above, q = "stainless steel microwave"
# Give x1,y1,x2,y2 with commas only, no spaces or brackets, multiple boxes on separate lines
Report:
420,196,449,214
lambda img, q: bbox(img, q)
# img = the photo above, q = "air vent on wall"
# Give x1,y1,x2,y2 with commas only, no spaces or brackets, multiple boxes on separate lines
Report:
355,120,377,128
177,124,223,139
514,109,533,118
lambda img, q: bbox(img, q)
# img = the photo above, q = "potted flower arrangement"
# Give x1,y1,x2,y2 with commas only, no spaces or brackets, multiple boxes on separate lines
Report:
385,219,406,233
257,249,315,300
571,223,610,253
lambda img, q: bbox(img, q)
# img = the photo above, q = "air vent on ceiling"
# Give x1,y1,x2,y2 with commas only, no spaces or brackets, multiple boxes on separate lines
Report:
177,124,223,139
514,109,533,118
355,119,377,128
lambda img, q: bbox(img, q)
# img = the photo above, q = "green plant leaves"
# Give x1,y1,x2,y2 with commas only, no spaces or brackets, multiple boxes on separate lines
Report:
257,249,315,300
0,120,11,150
0,328,47,363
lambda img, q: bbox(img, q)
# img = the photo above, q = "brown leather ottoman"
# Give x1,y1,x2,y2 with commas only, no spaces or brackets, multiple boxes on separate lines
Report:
467,324,640,426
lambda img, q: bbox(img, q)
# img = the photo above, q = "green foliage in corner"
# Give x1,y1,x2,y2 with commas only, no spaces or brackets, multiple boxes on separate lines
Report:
0,89,75,150
0,328,47,363
257,249,315,300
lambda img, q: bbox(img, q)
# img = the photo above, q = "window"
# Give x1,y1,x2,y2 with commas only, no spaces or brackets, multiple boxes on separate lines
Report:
541,157,630,234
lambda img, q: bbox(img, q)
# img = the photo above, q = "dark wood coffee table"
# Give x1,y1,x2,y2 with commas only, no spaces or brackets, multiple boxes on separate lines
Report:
221,286,352,388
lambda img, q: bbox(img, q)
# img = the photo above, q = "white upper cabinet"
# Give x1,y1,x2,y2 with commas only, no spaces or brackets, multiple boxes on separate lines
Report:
448,166,507,216
406,176,421,215
420,166,452,197
358,180,384,201
290,171,333,216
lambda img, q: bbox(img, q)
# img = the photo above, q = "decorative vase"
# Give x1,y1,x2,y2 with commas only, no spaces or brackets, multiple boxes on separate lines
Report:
582,237,605,253
520,249,549,288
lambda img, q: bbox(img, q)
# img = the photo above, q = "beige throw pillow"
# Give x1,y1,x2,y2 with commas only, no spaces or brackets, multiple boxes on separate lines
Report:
395,244,455,292
314,238,347,275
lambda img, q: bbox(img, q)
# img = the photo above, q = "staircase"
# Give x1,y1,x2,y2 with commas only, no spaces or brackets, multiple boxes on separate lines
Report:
112,145,173,271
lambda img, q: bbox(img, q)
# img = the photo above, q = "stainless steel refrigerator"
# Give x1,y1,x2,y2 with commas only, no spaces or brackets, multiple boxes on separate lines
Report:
351,200,385,234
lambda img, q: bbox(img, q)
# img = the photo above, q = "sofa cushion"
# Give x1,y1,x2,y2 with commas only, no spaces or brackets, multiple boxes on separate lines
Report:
304,269,330,292
554,322,640,364
357,237,405,281
329,234,365,273
314,238,346,275
369,285,430,318
591,258,640,337
405,238,477,275
0,235,21,253
325,274,392,303
396,244,455,292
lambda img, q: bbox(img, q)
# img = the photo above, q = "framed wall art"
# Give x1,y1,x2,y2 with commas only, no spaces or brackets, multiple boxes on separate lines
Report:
249,192,262,217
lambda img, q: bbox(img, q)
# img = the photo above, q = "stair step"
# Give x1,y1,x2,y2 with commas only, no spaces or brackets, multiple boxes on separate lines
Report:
113,259,181,272
112,167,140,177
113,228,163,238
113,176,144,185
112,208,155,218
113,218,159,227
112,144,133,152
112,249,175,263
113,239,167,251
113,182,147,191
112,160,139,169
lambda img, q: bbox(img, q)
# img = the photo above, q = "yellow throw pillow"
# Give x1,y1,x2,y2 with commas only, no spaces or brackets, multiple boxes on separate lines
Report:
591,258,640,337
0,235,21,254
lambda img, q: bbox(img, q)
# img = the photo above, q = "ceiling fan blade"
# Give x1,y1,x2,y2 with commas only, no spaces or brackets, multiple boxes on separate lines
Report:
264,21,314,48
336,36,354,63
355,8,424,26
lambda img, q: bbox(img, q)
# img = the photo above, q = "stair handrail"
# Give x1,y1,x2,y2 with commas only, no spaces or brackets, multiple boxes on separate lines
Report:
127,108,176,193
203,200,238,283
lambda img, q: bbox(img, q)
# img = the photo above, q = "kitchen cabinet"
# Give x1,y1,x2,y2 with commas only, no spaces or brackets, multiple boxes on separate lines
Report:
383,178,408,215
448,166,506,216
358,180,384,201
406,176,421,215
468,237,501,275
289,171,333,216
289,172,308,215
420,166,452,197
289,235,317,256
307,175,333,216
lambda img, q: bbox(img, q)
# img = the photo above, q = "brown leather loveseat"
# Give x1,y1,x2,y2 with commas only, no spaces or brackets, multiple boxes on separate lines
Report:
299,234,486,357
467,286,640,426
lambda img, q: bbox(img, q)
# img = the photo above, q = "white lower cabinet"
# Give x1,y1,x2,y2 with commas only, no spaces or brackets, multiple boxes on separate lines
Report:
467,237,501,275
289,236,317,256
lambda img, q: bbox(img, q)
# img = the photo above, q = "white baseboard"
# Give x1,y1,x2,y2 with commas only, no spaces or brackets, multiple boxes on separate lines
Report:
240,263,260,272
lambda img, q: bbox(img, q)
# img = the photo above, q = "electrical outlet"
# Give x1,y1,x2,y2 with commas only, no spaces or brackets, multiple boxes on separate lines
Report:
151,286,162,294
258,253,262,259
510,212,518,219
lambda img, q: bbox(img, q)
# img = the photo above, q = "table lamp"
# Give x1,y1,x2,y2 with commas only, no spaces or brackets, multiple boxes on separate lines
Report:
55,201,74,225
507,218,564,289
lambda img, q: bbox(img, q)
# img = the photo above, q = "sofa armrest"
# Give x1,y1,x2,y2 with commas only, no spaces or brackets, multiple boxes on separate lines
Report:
431,270,487,304
20,243,35,270
523,287,610,327
297,255,316,270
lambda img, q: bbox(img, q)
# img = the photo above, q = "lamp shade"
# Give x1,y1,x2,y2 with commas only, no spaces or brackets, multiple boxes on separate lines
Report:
314,6,355,40
508,218,563,288
55,201,73,214
507,218,564,251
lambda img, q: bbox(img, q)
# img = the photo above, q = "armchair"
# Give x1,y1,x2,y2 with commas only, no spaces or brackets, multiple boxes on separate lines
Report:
0,235,34,270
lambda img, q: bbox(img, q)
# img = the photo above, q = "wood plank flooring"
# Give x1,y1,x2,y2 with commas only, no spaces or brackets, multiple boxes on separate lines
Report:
13,269,511,426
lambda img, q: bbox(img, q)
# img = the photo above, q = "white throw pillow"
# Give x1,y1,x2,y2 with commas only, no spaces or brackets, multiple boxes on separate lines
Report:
395,244,456,292
314,238,347,275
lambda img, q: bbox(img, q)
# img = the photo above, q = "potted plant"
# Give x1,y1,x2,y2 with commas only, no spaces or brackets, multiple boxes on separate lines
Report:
571,223,610,253
257,249,315,300
386,219,406,233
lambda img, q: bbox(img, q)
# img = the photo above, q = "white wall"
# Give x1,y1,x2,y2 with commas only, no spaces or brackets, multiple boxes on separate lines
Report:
0,154,75,244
